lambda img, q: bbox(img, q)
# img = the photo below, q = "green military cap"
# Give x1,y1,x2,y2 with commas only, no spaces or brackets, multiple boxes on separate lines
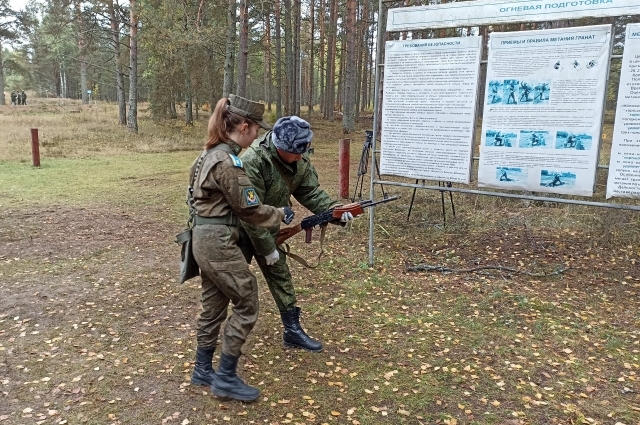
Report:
228,94,271,130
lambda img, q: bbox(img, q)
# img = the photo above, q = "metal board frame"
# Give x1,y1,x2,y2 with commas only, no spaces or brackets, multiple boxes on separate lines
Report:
367,0,640,266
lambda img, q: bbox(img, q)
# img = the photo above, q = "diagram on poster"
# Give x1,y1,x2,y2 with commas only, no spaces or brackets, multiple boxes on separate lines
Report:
478,25,612,196
606,24,640,199
380,36,482,183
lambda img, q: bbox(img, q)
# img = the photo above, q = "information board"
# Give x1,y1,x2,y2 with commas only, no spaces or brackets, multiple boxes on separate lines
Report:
478,25,612,196
379,36,482,183
606,23,640,200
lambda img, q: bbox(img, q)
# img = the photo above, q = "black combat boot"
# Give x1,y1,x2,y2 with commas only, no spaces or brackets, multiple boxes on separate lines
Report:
191,346,217,386
211,352,260,402
280,307,323,352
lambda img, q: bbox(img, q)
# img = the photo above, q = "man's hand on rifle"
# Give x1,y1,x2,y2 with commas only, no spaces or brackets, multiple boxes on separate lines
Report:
265,249,280,266
282,206,295,225
340,211,354,222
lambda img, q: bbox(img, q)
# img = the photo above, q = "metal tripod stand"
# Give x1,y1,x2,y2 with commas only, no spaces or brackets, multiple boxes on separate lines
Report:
352,130,387,201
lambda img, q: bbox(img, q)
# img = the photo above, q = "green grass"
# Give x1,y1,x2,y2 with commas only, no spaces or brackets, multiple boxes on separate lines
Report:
0,152,194,222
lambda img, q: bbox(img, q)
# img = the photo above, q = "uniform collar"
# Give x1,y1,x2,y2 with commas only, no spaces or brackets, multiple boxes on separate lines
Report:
212,140,242,155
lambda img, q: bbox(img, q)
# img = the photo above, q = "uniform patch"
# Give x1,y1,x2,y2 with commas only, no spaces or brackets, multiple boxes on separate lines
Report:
229,154,243,168
243,187,259,206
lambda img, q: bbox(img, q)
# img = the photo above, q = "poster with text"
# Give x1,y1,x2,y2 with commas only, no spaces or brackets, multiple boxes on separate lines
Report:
478,25,612,196
379,36,482,183
606,24,640,199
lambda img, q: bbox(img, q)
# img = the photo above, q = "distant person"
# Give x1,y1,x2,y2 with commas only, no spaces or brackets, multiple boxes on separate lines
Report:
21,91,27,105
16,90,22,105
10,91,17,106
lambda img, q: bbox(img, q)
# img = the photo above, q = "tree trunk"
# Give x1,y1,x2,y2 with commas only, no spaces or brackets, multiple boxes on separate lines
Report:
476,26,489,118
263,5,272,111
54,61,61,99
0,47,5,105
223,0,237,98
356,0,368,115
170,96,177,119
75,1,89,104
109,0,126,125
308,0,314,118
342,0,357,133
184,58,193,125
237,0,248,97
367,7,374,111
127,0,139,133
324,0,337,120
293,0,301,116
337,31,345,111
283,0,292,115
318,0,325,114
275,0,282,117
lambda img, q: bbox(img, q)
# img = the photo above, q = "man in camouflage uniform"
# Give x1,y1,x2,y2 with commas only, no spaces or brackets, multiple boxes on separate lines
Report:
238,116,353,353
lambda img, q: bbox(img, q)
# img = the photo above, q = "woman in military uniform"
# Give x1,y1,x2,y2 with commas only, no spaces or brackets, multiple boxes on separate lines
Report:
189,95,294,402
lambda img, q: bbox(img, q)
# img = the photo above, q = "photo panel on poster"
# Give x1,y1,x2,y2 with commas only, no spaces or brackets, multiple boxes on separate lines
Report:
478,24,612,196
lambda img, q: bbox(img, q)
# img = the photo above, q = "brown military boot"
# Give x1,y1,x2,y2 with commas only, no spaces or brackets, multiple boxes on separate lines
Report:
280,307,323,352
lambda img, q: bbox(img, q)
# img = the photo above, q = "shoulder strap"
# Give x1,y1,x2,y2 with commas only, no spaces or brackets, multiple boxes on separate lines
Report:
187,150,210,225
280,223,328,269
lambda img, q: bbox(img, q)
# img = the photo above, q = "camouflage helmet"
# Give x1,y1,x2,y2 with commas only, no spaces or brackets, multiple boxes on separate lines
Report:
228,94,271,130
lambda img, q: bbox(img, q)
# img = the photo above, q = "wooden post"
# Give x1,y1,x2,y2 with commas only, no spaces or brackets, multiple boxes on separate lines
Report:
31,128,40,167
339,138,350,199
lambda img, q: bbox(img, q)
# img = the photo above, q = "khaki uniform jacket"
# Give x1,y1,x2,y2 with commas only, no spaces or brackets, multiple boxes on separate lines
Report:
189,141,284,227
239,132,339,256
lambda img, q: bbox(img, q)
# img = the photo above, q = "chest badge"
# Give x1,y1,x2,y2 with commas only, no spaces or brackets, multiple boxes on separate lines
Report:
244,187,260,206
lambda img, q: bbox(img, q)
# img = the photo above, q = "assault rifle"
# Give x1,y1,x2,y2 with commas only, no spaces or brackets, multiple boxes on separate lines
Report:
275,196,400,245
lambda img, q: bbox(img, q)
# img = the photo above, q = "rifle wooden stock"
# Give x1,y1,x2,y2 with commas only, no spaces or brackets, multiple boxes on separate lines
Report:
276,224,303,245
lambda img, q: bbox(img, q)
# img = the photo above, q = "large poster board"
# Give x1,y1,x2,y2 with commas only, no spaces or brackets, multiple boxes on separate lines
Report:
379,36,482,183
478,25,612,196
606,24,640,200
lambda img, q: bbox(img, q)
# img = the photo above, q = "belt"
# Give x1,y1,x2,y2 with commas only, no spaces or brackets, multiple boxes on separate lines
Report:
194,214,239,226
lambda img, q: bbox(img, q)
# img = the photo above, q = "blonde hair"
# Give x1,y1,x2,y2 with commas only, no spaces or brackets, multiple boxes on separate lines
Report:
205,98,257,149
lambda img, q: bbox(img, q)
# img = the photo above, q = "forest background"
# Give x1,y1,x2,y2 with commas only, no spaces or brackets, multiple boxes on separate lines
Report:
1,0,637,135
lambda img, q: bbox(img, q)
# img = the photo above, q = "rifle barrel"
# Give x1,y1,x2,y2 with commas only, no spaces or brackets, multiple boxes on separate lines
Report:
362,195,400,208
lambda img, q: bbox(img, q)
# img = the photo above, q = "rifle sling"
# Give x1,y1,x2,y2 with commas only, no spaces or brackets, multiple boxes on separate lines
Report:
279,223,327,269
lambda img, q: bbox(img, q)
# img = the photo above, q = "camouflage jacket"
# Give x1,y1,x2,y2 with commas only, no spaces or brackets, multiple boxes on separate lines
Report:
240,131,340,256
189,141,284,228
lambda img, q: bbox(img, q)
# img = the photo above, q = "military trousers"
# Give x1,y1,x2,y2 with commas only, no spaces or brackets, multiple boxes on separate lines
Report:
192,224,259,357
238,228,297,312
